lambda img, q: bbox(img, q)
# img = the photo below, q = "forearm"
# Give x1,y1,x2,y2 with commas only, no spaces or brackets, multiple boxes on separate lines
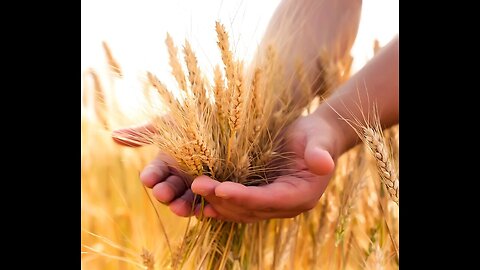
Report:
315,36,399,158
255,0,362,96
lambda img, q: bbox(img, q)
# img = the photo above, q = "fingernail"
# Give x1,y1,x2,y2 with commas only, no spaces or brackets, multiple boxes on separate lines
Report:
215,189,229,199
139,168,149,180
149,165,161,174
140,166,159,180
193,189,208,197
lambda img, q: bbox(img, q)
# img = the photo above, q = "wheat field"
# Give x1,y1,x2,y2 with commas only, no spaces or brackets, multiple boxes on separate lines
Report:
81,6,399,269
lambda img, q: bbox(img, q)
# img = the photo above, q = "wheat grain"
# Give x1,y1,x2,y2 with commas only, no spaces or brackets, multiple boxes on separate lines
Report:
166,33,188,92
363,127,399,204
183,40,207,109
215,22,235,89
213,65,227,121
228,61,246,132
147,71,176,106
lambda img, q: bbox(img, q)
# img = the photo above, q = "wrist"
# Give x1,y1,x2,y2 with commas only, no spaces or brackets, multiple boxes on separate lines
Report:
311,103,359,160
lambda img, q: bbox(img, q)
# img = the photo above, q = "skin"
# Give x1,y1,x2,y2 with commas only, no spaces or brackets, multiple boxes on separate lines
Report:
112,0,398,223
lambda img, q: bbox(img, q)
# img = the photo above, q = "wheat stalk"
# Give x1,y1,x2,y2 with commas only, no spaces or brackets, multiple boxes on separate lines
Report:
363,127,399,204
334,149,366,246
213,65,227,121
215,22,235,91
147,71,176,106
166,33,188,92
87,68,109,129
183,40,207,110
102,41,122,77
228,61,246,133
332,98,399,206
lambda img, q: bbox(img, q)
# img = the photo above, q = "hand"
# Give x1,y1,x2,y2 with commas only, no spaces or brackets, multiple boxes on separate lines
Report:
113,111,341,223
188,113,340,223
112,124,199,217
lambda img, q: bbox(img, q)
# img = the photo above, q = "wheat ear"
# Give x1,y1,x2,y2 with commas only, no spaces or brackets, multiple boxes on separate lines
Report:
166,33,188,92
102,41,122,77
363,127,399,204
88,69,109,129
140,248,155,270
183,40,207,109
147,71,176,106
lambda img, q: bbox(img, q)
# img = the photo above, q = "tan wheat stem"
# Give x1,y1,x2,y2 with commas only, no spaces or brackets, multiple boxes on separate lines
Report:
102,41,122,77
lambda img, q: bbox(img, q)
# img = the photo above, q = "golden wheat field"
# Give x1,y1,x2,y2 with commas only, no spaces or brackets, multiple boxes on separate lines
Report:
81,1,399,269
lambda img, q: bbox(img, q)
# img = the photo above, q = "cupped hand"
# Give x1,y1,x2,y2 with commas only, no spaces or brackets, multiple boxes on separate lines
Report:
112,112,341,223
188,114,339,223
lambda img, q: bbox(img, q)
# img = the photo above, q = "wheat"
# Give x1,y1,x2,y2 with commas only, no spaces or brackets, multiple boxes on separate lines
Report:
143,21,319,268
213,65,227,122
147,71,176,106
215,22,235,90
335,149,367,246
141,248,155,270
363,127,399,204
166,33,188,92
228,61,246,133
102,41,122,77
87,68,109,129
183,40,207,110
334,99,399,206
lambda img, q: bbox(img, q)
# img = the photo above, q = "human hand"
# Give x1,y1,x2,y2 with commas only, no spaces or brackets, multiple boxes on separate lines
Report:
187,113,341,222
112,124,200,217
112,111,341,223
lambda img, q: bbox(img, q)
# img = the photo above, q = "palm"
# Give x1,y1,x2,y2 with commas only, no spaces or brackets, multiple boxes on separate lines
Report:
188,114,336,222
114,114,336,222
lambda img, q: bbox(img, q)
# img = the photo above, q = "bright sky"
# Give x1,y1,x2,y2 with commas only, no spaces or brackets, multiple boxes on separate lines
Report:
81,0,398,118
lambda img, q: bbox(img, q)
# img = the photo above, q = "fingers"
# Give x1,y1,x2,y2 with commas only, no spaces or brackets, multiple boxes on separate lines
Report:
152,175,188,204
191,175,220,197
169,189,197,217
190,174,328,223
112,123,156,147
304,138,335,175
140,152,190,207
191,176,258,222
199,204,221,219
213,181,293,211
139,153,174,188
191,176,229,218
215,174,326,212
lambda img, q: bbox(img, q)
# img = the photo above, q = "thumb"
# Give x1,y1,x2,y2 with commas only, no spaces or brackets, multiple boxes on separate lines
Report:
303,135,335,176
112,123,156,147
